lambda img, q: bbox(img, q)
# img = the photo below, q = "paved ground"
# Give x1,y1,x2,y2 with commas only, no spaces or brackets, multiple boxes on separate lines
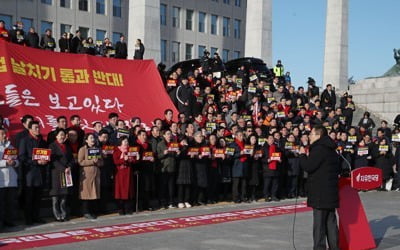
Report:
0,191,399,250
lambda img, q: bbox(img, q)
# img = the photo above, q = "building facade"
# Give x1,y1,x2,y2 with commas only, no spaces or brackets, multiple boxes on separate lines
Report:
0,0,249,67
0,0,129,45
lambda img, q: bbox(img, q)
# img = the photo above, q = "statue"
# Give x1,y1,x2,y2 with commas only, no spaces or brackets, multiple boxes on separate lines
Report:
394,48,400,65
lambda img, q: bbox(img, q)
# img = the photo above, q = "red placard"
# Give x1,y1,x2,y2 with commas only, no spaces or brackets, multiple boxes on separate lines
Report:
142,151,154,161
2,148,18,160
167,142,180,152
127,146,139,157
0,41,178,139
200,146,211,157
350,167,382,190
101,145,115,155
32,148,51,161
270,152,281,161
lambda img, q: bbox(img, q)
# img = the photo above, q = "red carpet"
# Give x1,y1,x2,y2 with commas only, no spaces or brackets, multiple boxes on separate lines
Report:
0,202,311,250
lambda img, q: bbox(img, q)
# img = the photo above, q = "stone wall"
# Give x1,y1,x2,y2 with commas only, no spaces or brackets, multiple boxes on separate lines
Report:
349,76,400,124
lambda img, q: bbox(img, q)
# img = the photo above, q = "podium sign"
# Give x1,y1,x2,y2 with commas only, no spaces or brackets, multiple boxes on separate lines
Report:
351,167,382,190
338,177,376,250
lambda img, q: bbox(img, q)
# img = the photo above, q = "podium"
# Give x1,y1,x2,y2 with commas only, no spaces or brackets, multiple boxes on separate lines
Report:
337,167,382,250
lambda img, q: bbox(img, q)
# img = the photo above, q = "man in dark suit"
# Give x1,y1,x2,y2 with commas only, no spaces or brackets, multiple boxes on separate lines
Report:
300,125,340,250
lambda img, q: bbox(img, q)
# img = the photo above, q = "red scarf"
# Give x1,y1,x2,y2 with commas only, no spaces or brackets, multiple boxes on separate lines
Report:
56,141,67,153
235,139,246,163
268,144,277,170
136,139,149,150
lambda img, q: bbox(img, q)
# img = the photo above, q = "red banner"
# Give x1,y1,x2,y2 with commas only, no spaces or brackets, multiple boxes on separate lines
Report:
0,41,177,139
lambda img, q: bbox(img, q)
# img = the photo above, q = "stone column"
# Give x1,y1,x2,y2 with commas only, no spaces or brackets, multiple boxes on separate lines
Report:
244,0,272,67
128,0,161,62
323,0,348,90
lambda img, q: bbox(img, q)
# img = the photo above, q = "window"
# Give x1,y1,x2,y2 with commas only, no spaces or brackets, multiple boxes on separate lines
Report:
186,10,193,30
234,19,241,39
198,12,206,33
112,32,122,44
40,21,53,35
172,7,180,28
160,4,167,26
211,47,218,56
185,44,193,60
41,0,52,5
233,51,240,59
235,0,241,7
223,0,230,4
79,0,88,11
172,41,180,63
0,14,12,30
113,0,122,17
96,0,105,15
198,45,206,58
21,18,33,33
79,26,89,39
223,17,230,37
96,29,106,42
161,40,167,63
211,15,218,35
60,23,72,34
60,0,70,8
222,49,229,62
211,0,218,2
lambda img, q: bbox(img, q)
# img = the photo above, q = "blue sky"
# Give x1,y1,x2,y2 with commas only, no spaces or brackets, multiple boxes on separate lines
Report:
273,0,400,88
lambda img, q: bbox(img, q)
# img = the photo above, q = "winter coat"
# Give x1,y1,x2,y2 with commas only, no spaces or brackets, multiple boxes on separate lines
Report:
156,140,177,173
300,136,341,209
49,141,74,196
113,147,134,200
78,145,103,200
0,140,19,188
18,134,48,187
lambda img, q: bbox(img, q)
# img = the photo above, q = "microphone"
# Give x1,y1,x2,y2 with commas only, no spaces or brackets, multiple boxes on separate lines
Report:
337,149,352,177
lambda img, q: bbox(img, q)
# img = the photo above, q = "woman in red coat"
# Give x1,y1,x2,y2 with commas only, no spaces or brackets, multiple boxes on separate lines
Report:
113,136,136,215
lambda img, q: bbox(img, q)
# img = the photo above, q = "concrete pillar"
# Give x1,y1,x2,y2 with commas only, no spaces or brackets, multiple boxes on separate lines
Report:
244,0,272,67
323,0,348,90
128,0,161,62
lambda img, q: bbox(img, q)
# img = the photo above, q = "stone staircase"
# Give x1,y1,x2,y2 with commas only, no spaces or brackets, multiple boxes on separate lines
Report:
348,75,400,127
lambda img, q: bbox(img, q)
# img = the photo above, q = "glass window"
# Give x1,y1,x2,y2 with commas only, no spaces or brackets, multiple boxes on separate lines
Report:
186,10,193,31
41,21,53,35
235,0,241,7
234,19,241,39
222,49,229,62
211,47,218,56
172,41,180,63
96,0,105,15
161,40,167,63
233,51,240,59
96,29,106,42
185,44,193,60
113,0,122,17
0,14,12,30
223,0,230,4
112,32,122,44
41,0,52,5
172,7,180,28
79,0,88,11
160,4,167,26
211,15,218,35
60,0,70,8
21,18,33,33
79,26,89,39
223,17,230,37
60,23,72,35
198,12,206,33
198,45,206,58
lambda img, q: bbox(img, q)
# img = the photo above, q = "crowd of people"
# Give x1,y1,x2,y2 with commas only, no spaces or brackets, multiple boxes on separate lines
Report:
0,19,400,233
0,20,145,59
